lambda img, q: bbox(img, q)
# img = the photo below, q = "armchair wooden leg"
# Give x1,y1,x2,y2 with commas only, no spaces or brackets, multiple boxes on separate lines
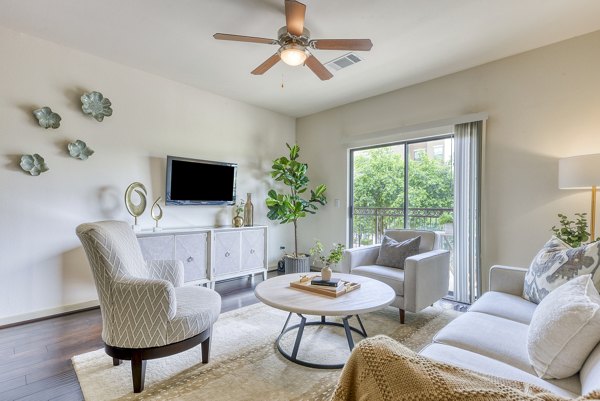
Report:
113,358,121,366
399,309,405,324
131,352,147,393
201,336,211,364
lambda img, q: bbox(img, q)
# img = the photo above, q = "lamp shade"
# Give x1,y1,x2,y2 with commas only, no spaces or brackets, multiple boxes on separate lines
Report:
559,154,600,189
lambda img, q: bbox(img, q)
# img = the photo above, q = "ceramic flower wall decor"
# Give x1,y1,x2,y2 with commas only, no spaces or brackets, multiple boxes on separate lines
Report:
20,154,49,176
32,107,61,129
68,140,94,160
81,91,113,122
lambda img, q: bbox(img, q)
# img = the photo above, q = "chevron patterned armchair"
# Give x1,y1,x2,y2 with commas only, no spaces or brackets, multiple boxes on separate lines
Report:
76,220,221,393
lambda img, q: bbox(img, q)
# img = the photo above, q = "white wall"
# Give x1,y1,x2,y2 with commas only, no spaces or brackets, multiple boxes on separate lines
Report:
0,27,295,324
297,30,600,293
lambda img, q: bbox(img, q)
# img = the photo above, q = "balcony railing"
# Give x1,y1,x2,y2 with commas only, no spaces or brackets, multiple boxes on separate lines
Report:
352,206,452,246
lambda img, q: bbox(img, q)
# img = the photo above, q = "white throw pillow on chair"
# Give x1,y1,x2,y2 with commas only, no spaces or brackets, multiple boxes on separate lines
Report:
527,274,600,379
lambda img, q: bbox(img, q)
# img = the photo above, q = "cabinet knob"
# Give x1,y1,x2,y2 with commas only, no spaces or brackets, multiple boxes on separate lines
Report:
187,256,194,263
250,249,255,254
225,251,230,257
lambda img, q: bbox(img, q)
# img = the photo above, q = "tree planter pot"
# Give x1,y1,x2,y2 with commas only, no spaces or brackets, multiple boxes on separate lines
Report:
284,255,310,274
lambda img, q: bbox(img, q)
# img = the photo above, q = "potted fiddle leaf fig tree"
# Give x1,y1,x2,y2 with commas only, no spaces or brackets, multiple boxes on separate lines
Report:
266,143,327,273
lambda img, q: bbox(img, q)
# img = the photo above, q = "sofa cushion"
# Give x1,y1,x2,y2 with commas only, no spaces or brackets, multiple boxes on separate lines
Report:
433,311,533,374
523,236,600,304
375,235,420,269
384,229,436,253
580,341,600,394
420,343,580,398
166,286,221,344
468,291,537,325
528,274,600,379
351,265,404,296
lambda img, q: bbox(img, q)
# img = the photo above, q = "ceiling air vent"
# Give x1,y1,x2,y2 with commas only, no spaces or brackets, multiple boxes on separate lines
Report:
325,53,363,72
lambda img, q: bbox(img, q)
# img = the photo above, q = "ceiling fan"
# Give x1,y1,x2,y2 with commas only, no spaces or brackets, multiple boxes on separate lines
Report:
213,0,373,80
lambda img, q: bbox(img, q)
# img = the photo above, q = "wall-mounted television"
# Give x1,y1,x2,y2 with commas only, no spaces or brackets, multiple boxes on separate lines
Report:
166,156,237,205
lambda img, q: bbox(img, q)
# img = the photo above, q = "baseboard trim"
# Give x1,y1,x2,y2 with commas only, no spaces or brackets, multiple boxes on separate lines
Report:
0,300,100,328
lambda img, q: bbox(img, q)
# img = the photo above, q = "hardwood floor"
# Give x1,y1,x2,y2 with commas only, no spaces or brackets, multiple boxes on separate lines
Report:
0,273,272,401
0,272,465,400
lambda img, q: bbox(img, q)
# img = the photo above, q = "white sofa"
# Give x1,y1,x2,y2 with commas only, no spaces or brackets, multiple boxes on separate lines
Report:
342,229,450,324
420,265,600,397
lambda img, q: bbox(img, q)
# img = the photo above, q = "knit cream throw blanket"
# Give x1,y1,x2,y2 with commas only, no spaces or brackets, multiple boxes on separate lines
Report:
331,336,600,401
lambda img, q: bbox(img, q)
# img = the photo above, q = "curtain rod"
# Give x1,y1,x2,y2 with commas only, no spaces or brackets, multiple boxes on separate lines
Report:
342,112,489,146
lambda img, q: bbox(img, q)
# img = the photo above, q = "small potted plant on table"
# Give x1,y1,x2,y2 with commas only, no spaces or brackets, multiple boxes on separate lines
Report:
310,241,345,281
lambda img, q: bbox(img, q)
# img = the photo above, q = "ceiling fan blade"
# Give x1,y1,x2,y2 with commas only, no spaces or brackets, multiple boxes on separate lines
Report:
285,0,306,36
251,54,281,75
305,55,333,81
213,33,278,45
311,39,373,51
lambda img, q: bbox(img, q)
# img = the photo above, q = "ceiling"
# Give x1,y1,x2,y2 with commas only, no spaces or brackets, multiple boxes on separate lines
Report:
1,0,600,117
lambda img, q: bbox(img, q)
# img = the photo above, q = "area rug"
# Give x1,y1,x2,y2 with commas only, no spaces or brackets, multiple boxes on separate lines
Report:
72,302,459,401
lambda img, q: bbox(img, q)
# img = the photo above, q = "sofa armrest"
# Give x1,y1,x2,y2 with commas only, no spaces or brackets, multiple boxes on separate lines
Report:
404,249,450,313
340,245,380,273
489,265,528,296
147,260,185,287
108,277,177,348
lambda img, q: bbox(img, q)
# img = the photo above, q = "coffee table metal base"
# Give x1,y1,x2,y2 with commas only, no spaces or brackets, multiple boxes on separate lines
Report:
276,313,368,369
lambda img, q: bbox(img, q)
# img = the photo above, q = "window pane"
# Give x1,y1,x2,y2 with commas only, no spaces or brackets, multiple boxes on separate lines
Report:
351,145,405,247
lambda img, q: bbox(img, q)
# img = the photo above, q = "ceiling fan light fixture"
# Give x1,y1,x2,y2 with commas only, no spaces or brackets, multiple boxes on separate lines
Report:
279,43,307,66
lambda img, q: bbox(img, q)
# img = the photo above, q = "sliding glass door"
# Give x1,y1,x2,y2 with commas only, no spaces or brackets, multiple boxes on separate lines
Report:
349,136,456,297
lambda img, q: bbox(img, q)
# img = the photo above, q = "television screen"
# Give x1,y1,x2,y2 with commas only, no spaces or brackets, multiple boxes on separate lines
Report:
166,156,237,205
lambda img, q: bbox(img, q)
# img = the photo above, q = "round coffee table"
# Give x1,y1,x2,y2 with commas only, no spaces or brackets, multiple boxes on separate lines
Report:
254,273,395,369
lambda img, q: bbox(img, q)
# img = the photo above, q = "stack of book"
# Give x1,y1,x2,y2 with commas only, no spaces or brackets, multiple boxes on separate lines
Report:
289,276,361,298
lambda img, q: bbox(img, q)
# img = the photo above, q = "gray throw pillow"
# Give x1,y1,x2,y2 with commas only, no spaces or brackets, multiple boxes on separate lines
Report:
375,235,421,269
523,236,600,304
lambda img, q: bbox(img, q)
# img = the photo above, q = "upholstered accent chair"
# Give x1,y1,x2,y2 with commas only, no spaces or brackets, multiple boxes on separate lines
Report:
76,221,221,393
341,229,450,324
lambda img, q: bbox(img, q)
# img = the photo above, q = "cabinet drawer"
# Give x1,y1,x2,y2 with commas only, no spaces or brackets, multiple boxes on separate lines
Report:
241,229,265,271
213,231,241,275
175,233,208,282
138,235,175,261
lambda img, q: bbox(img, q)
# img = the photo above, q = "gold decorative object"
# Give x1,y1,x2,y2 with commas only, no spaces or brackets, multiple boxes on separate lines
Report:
233,199,245,227
124,182,147,229
244,193,254,226
151,196,163,232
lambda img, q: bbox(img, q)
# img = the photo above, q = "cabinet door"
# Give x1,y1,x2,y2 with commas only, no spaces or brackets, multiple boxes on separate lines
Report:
241,229,265,271
213,231,241,276
138,235,175,261
175,233,208,282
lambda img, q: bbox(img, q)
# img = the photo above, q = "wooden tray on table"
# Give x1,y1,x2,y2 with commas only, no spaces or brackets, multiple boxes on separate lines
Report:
289,276,361,298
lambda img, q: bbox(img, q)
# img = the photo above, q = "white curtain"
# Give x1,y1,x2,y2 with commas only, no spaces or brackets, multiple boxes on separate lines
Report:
453,121,483,304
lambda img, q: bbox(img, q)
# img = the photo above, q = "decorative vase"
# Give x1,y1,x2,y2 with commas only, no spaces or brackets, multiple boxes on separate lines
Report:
321,265,332,281
244,193,254,227
233,215,244,227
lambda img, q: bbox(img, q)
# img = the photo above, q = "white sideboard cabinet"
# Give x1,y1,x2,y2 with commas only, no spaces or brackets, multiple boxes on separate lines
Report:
136,226,268,287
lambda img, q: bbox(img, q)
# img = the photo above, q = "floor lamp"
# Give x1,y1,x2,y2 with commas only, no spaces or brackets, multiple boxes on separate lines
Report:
559,154,600,241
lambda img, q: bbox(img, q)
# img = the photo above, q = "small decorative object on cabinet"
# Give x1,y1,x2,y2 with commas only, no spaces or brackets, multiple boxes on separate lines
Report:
310,241,345,280
233,200,245,227
20,154,49,176
81,91,113,122
67,139,94,160
151,196,163,232
124,182,147,231
32,107,61,129
244,193,254,226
